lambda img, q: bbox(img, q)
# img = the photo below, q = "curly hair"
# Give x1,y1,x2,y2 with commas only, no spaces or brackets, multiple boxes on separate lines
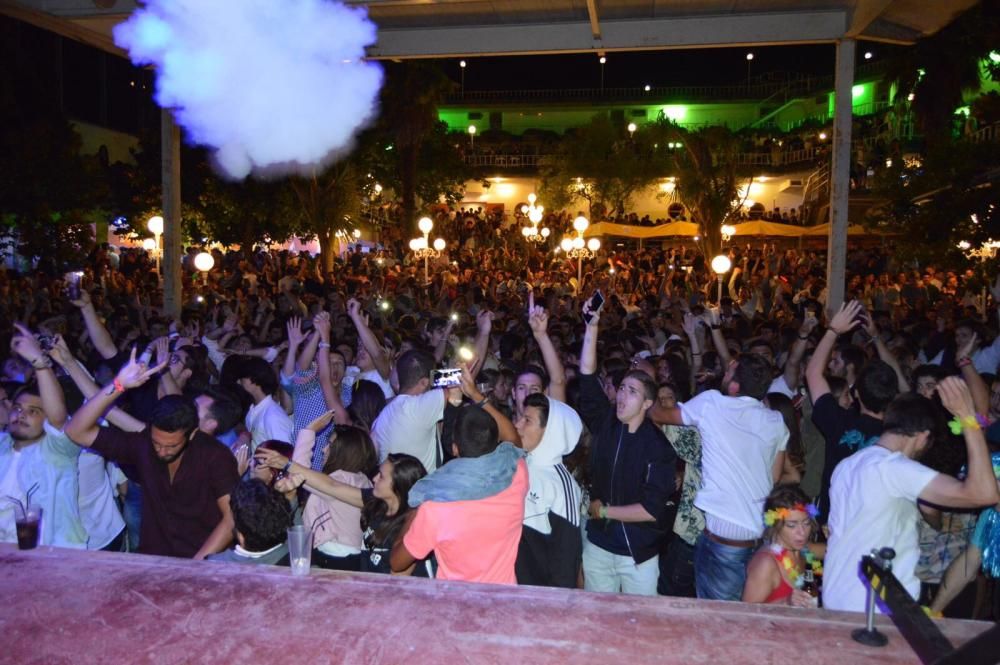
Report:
231,478,293,552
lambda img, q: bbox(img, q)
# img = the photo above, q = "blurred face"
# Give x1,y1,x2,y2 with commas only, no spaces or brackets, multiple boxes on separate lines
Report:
168,350,191,381
356,344,374,371
835,388,854,410
827,350,845,378
657,386,677,410
372,460,395,501
194,394,217,435
776,509,812,550
616,377,652,424
514,372,544,414
8,394,45,442
493,375,511,401
328,352,346,384
514,405,546,453
150,427,190,464
915,376,938,400
955,326,974,351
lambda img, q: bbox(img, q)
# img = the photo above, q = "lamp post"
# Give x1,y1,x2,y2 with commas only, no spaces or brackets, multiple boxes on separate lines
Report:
520,193,549,243
560,215,601,295
410,216,446,283
459,59,466,96
599,55,606,93
147,215,164,276
194,250,214,288
468,124,476,149
711,254,732,303
746,52,754,88
627,122,637,139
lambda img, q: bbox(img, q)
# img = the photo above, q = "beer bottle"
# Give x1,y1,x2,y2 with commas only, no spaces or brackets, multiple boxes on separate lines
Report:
801,568,819,605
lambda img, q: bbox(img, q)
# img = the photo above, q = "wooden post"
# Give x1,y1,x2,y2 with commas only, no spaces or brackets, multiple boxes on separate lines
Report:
825,38,854,315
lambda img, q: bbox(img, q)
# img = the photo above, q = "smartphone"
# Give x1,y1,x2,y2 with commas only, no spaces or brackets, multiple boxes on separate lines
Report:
431,368,463,389
583,290,605,324
64,271,83,301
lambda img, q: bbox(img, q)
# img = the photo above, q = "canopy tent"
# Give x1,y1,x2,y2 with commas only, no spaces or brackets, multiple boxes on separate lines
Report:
584,220,891,239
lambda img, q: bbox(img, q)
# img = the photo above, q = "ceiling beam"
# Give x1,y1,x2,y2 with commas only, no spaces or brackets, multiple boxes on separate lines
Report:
367,10,848,59
846,0,895,37
585,0,601,40
0,0,125,55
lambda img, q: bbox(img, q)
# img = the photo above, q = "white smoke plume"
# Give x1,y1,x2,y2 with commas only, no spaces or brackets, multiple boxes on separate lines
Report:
113,0,383,179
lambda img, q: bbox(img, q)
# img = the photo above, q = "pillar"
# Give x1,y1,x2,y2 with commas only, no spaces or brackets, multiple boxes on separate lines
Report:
161,108,183,318
826,38,854,316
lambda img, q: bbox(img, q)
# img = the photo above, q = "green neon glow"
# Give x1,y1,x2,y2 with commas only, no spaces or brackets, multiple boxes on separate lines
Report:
852,85,864,98
662,105,688,122
989,51,1000,63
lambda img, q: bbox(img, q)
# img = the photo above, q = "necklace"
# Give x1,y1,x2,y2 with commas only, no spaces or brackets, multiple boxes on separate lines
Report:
770,545,823,588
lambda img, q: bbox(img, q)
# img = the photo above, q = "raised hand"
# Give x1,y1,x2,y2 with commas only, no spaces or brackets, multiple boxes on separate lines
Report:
274,473,305,494
476,309,493,335
828,300,863,335
528,305,549,335
956,332,979,362
681,312,699,337
69,289,92,309
347,298,362,319
115,347,168,390
254,446,289,471
937,376,976,419
306,409,336,433
286,317,305,348
153,336,170,366
10,323,45,362
48,334,73,366
234,444,250,476
313,311,332,341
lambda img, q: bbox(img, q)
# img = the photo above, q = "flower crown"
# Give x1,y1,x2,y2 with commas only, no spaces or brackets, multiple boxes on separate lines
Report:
763,502,820,527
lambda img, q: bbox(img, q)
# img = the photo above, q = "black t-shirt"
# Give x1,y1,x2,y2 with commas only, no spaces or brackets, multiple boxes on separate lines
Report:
358,489,429,577
811,392,883,522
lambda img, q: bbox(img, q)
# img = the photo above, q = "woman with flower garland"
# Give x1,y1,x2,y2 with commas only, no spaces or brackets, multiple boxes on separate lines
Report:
742,484,824,607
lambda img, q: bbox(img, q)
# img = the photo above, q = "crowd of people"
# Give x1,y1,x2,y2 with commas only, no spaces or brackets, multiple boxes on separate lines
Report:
2,230,1000,620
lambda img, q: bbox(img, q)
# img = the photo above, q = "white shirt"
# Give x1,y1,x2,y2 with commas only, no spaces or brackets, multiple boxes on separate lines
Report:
823,445,938,612
681,390,788,539
372,389,446,473
360,368,395,400
78,450,126,550
0,449,22,543
245,395,294,450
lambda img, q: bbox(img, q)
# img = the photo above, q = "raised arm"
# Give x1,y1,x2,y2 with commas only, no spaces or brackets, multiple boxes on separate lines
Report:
256,447,364,508
64,349,167,447
783,315,818,392
459,364,520,446
472,309,493,377
48,336,145,433
70,290,117,360
703,306,732,367
862,314,909,394
528,293,566,402
956,332,990,416
348,298,390,380
282,317,307,380
11,324,67,428
806,301,862,402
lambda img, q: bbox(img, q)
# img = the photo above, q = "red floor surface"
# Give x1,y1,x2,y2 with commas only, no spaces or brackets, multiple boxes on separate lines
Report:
0,545,992,664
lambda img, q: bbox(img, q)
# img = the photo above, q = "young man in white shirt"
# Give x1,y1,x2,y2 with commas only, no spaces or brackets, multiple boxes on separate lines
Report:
236,357,293,450
652,353,788,601
824,378,999,612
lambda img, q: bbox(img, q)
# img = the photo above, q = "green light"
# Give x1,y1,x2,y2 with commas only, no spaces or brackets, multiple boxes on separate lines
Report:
955,106,971,116
662,105,687,122
852,85,864,98
989,51,1000,63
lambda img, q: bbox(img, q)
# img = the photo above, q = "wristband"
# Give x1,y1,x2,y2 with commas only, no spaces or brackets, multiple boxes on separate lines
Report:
30,356,53,370
475,397,489,408
599,504,608,519
956,357,972,369
113,378,126,394
798,334,810,340
947,415,981,435
318,342,331,349
281,460,293,474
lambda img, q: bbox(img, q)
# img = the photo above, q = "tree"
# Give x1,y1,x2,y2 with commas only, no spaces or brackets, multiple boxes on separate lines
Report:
652,121,752,259
866,140,1000,269
288,161,362,273
885,0,1000,149
539,114,667,219
377,62,458,231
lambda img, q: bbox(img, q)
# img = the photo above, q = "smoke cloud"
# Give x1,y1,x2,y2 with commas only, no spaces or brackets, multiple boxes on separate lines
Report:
114,0,383,179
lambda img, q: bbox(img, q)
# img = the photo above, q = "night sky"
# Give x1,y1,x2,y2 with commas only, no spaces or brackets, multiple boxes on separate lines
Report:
439,43,898,91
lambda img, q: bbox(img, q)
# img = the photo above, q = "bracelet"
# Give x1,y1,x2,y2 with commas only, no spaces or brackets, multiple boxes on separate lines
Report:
475,397,489,408
599,504,608,519
956,357,972,369
113,378,126,394
281,460,293,474
798,334,810,340
30,356,53,370
947,415,982,435
317,342,331,349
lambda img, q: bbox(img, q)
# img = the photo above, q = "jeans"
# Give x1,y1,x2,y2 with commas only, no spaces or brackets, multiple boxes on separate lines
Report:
658,537,697,597
694,533,754,601
122,481,143,552
582,538,659,596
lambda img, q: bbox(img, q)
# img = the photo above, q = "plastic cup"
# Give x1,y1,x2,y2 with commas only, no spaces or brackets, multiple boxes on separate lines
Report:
15,505,41,550
287,525,312,576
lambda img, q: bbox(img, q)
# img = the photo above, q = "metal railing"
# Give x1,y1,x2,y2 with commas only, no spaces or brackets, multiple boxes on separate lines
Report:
971,121,1000,143
464,147,821,169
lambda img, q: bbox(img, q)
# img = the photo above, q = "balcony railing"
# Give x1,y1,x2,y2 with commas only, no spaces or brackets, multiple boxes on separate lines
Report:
464,147,822,169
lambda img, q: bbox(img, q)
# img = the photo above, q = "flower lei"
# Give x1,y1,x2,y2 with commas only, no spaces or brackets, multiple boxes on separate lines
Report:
763,502,820,527
770,545,823,589
947,414,988,435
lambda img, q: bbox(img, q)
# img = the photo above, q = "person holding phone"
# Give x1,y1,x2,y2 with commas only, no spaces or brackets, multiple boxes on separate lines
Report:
578,295,677,596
